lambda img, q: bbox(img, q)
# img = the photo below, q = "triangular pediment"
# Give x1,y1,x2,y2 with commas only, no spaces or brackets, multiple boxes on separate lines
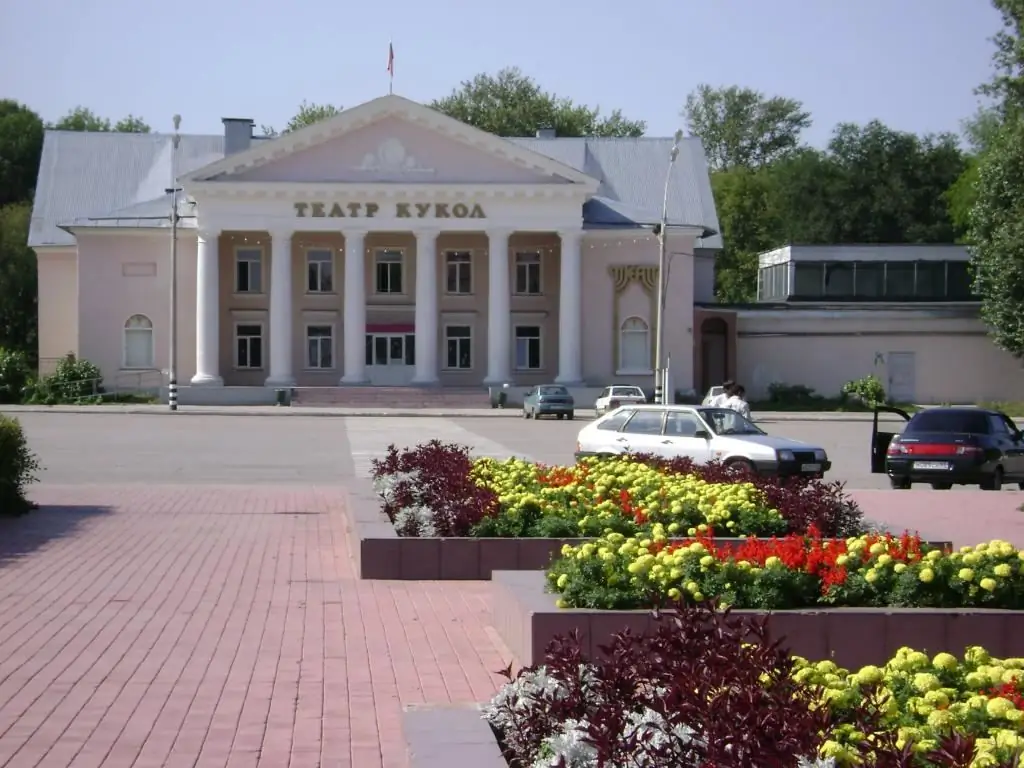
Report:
182,95,599,190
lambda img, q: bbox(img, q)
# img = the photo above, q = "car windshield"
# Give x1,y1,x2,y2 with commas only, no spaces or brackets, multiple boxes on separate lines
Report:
905,410,990,435
613,387,644,397
697,407,765,436
538,386,569,396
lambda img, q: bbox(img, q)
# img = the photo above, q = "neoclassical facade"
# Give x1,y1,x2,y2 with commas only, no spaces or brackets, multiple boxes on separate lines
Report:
30,95,723,399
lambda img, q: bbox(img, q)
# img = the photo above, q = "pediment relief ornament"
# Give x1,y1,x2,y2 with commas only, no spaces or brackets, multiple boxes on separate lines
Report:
610,265,659,295
355,138,435,176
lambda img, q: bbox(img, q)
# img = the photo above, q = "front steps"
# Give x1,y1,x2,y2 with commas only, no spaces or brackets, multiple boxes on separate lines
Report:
290,386,493,409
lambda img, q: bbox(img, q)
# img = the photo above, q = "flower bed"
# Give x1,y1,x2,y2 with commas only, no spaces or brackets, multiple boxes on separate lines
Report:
548,530,1022,611
484,601,1024,767
357,441,870,580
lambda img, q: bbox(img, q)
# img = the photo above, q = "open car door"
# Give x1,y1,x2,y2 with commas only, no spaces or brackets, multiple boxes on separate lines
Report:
871,405,911,473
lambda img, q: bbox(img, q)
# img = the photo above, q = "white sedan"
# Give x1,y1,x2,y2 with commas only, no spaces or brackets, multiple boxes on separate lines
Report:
594,385,648,416
574,404,831,477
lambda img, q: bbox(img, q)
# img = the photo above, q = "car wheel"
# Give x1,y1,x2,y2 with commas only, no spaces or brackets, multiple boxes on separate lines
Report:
567,411,575,420
557,413,565,420
521,408,528,419
930,482,953,490
981,467,1004,491
1019,481,1024,491
889,476,912,490
725,457,755,475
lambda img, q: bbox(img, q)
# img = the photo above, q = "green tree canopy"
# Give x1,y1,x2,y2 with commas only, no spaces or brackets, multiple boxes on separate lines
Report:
0,203,37,361
430,67,645,138
683,84,811,172
0,100,44,207
970,0,1024,357
51,106,150,133
262,101,343,137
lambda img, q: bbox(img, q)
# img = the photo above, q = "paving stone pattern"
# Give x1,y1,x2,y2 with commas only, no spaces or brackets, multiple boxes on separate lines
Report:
0,486,511,767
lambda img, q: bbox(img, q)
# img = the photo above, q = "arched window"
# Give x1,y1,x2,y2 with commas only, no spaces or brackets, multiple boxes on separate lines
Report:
618,316,650,372
123,315,154,369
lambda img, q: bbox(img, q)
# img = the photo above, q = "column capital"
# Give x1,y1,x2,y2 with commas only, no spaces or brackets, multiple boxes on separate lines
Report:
558,227,584,241
195,225,220,241
487,227,512,238
267,226,294,240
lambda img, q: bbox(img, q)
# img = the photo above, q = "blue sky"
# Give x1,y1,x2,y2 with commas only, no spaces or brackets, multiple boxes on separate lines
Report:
0,0,1003,146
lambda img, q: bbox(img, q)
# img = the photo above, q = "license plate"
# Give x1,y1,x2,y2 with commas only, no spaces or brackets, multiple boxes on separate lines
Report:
913,461,951,470
800,463,821,473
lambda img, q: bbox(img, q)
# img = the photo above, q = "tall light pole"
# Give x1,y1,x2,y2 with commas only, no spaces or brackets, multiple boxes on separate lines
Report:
167,115,182,412
653,128,684,405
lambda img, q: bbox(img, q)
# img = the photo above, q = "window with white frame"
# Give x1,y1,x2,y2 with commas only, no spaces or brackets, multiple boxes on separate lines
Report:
235,247,263,293
445,251,473,294
306,325,334,369
514,251,542,295
514,325,542,370
445,325,472,370
618,316,651,372
306,249,334,293
374,249,403,294
123,314,154,369
235,324,263,369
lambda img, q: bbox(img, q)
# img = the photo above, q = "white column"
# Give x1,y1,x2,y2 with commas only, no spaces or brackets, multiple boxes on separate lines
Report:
341,230,368,384
411,230,439,384
190,228,223,386
555,229,583,384
484,229,511,385
265,229,294,387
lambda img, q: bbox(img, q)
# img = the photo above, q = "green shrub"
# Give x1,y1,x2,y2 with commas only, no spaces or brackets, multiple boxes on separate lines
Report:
841,374,887,407
766,382,821,406
0,414,41,516
0,349,31,404
25,353,103,405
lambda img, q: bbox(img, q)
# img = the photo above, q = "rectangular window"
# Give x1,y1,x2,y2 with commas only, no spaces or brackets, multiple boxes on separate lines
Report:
793,262,824,298
514,251,542,295
306,249,334,293
854,262,885,298
946,261,975,300
375,249,403,294
235,324,263,369
306,325,333,369
824,263,854,297
445,325,472,369
235,248,263,293
514,325,542,370
885,262,916,298
364,334,415,365
445,251,473,294
915,261,945,300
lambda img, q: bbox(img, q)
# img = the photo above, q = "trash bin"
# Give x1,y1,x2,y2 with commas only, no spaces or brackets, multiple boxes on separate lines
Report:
274,388,290,406
497,390,508,408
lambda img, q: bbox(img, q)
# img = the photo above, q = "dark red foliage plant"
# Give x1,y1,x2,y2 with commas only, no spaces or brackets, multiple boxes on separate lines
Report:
483,600,1013,768
630,454,867,537
369,440,497,537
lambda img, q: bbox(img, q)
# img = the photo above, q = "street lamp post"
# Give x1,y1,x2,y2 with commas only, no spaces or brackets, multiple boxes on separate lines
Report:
167,115,182,412
653,129,684,406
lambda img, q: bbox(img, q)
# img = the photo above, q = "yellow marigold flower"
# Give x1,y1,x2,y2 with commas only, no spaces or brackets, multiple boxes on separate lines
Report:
855,665,885,685
927,709,954,730
913,673,941,692
980,577,998,592
919,568,935,583
995,563,1012,578
932,652,958,671
556,574,569,589
958,568,975,582
987,697,1015,719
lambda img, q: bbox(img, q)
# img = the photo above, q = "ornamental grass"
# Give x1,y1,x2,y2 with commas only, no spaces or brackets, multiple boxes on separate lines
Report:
547,528,1024,611
369,441,866,539
485,600,1024,767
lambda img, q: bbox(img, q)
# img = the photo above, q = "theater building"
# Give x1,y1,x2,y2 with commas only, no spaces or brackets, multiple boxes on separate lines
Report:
29,94,723,404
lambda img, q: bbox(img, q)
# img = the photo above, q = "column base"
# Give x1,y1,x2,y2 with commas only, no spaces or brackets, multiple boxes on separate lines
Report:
410,376,440,386
340,374,369,385
483,376,512,387
264,376,296,388
554,376,585,386
189,374,223,387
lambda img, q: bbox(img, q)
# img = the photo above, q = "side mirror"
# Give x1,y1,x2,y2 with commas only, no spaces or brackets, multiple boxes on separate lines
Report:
694,429,711,440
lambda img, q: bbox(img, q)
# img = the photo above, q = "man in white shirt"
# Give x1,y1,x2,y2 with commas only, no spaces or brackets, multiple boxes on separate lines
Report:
707,380,735,408
725,384,751,420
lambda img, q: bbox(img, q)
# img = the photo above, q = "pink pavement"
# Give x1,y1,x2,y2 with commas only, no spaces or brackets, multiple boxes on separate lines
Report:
0,485,511,768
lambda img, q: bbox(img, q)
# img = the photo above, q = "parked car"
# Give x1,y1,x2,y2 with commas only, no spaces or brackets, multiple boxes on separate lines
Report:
701,386,726,406
871,405,1024,490
594,385,647,416
574,404,830,477
522,385,575,420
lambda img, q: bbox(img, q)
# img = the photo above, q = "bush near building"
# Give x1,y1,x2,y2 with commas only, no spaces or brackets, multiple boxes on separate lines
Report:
0,413,40,516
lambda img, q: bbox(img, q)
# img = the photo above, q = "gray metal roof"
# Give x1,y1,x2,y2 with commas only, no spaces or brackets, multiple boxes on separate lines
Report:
30,129,721,249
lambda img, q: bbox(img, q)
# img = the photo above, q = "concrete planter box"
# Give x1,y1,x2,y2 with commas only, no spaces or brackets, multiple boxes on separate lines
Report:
403,704,504,768
492,569,1023,670
346,481,953,581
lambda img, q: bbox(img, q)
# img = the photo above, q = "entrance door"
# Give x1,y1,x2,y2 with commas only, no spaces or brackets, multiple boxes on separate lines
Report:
365,333,416,385
887,352,917,404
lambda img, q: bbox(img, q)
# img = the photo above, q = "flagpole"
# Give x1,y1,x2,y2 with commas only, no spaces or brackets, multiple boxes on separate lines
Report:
388,39,394,95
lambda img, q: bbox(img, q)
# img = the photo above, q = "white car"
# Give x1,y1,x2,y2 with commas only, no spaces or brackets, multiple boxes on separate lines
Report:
574,404,830,477
594,385,648,416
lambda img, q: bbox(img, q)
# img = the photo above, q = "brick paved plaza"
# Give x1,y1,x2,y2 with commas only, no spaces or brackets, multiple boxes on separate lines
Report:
1,412,1021,767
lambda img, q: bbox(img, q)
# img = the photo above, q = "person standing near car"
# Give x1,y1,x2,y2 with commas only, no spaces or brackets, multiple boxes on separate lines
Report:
707,380,736,407
725,384,751,419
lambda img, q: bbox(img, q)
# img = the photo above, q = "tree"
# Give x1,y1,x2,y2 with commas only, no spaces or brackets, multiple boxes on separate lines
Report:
683,84,811,172
946,106,1002,242
710,169,778,302
262,101,343,138
50,106,150,133
970,0,1024,357
430,67,645,138
0,203,37,362
0,101,44,207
